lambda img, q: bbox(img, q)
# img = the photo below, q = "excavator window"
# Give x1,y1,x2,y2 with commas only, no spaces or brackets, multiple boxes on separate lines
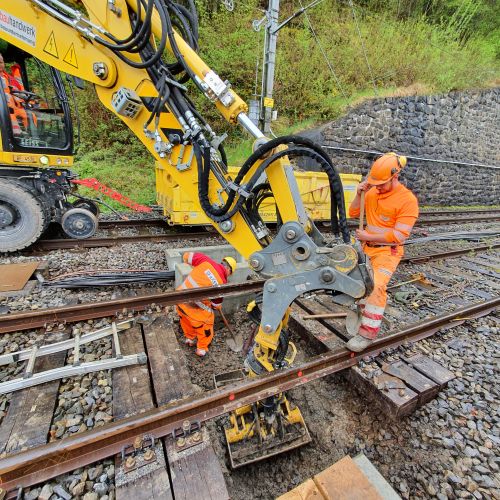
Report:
0,46,72,154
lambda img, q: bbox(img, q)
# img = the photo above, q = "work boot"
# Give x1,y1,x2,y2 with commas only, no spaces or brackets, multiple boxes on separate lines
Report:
346,335,374,352
184,338,196,347
195,348,207,357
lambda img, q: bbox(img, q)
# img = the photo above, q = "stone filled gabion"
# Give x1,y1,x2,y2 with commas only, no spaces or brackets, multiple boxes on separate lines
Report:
304,88,500,206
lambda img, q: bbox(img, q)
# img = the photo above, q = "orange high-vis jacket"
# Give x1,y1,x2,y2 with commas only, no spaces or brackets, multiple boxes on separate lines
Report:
349,183,419,245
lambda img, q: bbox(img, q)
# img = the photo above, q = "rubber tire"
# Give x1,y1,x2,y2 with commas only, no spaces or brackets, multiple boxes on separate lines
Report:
0,179,45,252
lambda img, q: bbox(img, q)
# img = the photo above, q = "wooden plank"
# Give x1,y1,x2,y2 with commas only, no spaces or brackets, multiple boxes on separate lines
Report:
402,354,455,389
289,304,343,351
345,366,418,419
314,456,383,500
143,314,229,500
277,478,323,500
296,298,349,341
0,330,68,455
113,325,173,500
0,262,39,292
379,360,439,405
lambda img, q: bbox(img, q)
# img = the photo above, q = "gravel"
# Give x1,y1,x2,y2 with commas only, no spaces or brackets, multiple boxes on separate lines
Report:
0,211,497,498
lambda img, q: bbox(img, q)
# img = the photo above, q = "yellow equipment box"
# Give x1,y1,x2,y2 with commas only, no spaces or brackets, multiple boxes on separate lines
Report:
156,164,360,226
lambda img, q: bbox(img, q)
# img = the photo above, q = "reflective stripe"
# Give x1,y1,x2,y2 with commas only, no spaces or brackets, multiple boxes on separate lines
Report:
367,225,391,234
187,275,200,288
392,230,407,242
379,267,393,277
194,301,213,313
395,222,414,231
362,310,383,321
361,316,382,328
365,304,385,315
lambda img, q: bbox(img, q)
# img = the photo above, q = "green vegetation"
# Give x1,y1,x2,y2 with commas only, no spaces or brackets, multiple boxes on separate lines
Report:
71,0,499,210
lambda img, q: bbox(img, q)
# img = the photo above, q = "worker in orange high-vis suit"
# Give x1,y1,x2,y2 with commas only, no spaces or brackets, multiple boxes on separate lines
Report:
176,252,237,357
346,152,419,352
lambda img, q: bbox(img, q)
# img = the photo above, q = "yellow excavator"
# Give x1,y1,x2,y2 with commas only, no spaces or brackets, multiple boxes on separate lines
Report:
0,0,372,466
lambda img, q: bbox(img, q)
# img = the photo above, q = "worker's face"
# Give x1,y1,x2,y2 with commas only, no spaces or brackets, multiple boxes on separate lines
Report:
222,262,232,275
375,177,395,194
0,55,4,73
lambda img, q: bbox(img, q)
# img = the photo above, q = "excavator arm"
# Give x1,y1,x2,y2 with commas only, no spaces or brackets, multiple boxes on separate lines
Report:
0,0,372,465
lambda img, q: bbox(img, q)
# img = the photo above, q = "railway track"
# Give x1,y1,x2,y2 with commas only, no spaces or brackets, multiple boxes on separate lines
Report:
0,242,498,494
0,297,497,490
30,213,500,251
0,242,498,335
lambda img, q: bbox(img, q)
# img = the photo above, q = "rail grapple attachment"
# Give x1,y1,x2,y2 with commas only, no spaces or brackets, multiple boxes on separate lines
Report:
225,395,311,468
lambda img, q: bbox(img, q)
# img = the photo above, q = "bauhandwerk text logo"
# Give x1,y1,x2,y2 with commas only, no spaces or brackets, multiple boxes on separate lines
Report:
0,10,37,47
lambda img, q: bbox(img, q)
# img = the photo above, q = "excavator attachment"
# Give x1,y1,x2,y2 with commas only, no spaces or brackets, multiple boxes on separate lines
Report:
215,369,311,468
225,396,311,468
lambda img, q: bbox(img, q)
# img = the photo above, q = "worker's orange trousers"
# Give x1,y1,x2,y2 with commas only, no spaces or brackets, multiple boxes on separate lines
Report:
358,245,401,339
176,305,214,351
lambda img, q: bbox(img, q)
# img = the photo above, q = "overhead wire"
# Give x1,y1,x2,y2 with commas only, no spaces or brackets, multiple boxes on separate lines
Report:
297,0,348,100
346,0,378,96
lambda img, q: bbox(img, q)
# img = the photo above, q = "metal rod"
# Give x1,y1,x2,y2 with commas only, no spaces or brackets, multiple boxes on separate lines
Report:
0,320,134,365
237,113,265,139
0,297,497,490
0,282,265,334
24,346,38,379
0,354,146,395
112,323,122,360
73,332,81,367
321,145,500,170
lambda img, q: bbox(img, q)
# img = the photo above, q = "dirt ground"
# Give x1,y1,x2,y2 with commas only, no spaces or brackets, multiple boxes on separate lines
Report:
172,305,499,500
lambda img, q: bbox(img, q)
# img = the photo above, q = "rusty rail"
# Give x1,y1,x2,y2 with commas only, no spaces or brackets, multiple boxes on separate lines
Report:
0,297,497,490
1,243,498,335
30,215,500,251
0,281,264,334
401,242,500,264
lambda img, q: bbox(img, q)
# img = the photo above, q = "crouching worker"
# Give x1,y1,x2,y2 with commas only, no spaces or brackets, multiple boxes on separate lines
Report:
347,153,419,352
176,252,236,357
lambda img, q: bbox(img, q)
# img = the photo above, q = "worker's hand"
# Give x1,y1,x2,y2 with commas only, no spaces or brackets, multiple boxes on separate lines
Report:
355,229,371,241
212,303,222,311
356,181,371,195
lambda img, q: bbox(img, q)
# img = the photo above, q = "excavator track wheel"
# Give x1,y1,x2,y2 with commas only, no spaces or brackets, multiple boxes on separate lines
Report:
0,179,46,252
61,208,98,239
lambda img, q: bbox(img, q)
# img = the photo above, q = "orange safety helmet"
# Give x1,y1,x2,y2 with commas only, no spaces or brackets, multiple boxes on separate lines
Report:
367,152,407,186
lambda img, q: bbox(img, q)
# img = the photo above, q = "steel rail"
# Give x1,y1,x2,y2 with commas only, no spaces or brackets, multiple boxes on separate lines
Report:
1,243,498,335
0,297,497,490
97,209,500,229
29,215,500,251
401,242,500,264
0,281,265,334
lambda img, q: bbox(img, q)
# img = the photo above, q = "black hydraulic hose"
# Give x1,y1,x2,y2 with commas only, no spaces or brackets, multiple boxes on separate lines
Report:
105,0,144,44
97,0,154,51
196,135,349,242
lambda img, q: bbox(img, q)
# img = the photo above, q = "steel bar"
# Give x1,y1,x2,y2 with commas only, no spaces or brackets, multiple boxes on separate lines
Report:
0,320,133,366
0,354,146,395
33,232,210,250
0,281,265,334
30,216,500,252
1,244,498,335
401,242,500,264
0,297,497,489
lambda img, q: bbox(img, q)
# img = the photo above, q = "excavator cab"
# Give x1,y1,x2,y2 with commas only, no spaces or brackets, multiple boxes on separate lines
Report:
0,45,73,156
0,44,98,252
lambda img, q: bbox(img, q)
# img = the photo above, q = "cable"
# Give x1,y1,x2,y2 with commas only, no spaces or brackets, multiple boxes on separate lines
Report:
346,0,378,96
297,0,348,100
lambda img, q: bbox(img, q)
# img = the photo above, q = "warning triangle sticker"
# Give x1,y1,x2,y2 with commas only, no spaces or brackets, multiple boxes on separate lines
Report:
63,44,78,68
43,31,59,58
